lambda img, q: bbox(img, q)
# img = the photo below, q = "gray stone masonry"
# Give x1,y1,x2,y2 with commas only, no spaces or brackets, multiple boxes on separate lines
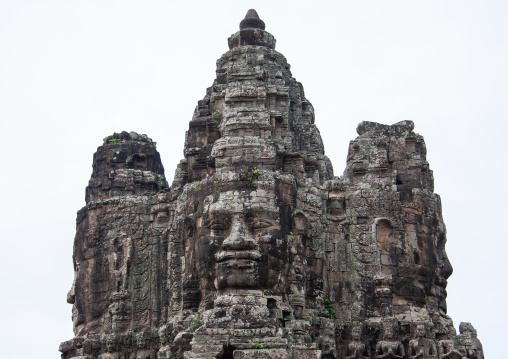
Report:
60,9,484,359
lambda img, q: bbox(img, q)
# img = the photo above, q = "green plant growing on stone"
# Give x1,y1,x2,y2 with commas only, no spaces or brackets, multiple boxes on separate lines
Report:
255,343,265,349
326,204,333,213
194,186,202,192
109,138,120,143
189,318,203,332
212,110,221,116
323,298,337,318
250,167,261,182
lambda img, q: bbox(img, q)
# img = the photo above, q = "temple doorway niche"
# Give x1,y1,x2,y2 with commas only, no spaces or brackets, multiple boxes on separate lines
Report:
216,344,235,359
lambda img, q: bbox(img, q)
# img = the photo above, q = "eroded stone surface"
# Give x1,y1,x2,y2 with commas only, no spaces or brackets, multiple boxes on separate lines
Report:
60,9,483,359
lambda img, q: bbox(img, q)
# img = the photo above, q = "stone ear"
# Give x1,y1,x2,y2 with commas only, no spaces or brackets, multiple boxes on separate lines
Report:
293,213,308,233
375,218,394,251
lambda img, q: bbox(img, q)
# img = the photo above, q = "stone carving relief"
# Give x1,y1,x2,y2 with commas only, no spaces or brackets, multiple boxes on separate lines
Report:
345,327,369,359
60,9,484,359
408,324,437,359
374,323,405,359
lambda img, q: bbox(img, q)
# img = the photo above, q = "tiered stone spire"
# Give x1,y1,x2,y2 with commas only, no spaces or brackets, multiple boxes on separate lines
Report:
172,9,332,190
60,10,484,359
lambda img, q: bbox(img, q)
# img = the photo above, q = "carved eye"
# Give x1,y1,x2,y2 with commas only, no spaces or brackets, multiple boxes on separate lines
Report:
250,219,272,230
208,218,230,231
210,222,225,230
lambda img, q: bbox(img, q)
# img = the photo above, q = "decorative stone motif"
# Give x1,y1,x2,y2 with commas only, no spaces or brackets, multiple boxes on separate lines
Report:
374,322,405,358
345,327,369,359
407,324,437,358
60,9,484,359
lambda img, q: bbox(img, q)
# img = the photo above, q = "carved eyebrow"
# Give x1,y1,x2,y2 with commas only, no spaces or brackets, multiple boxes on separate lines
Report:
207,206,238,216
247,205,279,216
207,203,279,216
207,219,230,230
250,218,273,229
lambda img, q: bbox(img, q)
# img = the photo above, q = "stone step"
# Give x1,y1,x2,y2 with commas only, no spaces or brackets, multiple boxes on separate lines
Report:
188,344,224,354
229,336,288,349
233,349,289,359
184,350,222,359
293,343,318,350
199,327,276,337
192,334,229,345
293,348,321,359
183,355,217,359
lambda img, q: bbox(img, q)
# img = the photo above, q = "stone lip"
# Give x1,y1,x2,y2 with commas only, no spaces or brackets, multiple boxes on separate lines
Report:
240,9,266,30
214,250,262,262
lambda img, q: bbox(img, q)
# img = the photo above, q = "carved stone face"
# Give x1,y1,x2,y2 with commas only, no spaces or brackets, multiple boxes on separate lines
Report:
205,188,288,290
136,333,150,350
432,224,453,312
416,325,425,337
383,326,394,340
180,181,292,305
459,322,474,335
105,336,116,353
352,327,362,341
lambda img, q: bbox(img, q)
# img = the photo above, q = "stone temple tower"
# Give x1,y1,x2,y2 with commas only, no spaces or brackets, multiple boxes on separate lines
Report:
60,10,484,359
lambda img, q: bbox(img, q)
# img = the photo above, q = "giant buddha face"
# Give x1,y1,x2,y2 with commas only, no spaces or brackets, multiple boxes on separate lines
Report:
206,188,286,289
177,179,293,308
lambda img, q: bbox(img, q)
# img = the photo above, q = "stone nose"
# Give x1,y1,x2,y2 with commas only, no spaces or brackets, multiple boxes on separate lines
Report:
441,255,453,280
221,216,256,250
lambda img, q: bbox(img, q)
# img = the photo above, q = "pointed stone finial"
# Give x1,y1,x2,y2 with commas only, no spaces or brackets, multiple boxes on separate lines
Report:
240,9,265,30
228,9,275,49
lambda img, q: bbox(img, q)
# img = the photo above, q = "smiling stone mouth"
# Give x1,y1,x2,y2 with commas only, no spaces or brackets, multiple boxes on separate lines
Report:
222,259,257,270
215,250,262,263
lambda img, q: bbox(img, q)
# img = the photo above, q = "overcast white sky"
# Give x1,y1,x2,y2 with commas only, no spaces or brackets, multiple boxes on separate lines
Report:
0,1,506,357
